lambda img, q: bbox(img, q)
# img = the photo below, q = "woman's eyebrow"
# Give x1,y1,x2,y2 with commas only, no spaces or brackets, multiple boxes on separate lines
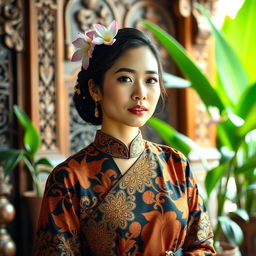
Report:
115,68,135,73
115,68,158,75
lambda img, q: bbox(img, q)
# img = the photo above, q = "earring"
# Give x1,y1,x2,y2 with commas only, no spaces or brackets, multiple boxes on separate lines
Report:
94,101,99,118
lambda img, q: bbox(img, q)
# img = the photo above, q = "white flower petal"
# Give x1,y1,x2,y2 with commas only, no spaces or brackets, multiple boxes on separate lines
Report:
72,38,87,48
92,37,105,45
108,20,118,36
82,56,90,69
71,49,83,62
94,24,107,37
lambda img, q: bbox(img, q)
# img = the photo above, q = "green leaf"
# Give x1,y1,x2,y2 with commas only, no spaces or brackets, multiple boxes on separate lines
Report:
237,104,256,137
39,169,51,175
35,158,53,167
140,20,224,112
235,82,256,118
222,0,256,84
205,161,229,196
234,154,256,174
163,72,191,88
218,216,243,246
230,209,250,222
217,119,240,151
13,105,41,155
0,149,24,176
147,117,209,169
248,182,256,190
147,117,191,156
196,3,249,105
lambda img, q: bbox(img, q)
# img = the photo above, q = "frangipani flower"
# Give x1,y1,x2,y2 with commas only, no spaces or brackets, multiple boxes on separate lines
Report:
93,20,118,45
71,30,95,70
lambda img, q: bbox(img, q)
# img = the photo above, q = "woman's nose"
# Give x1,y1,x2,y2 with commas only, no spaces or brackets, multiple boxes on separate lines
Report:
132,82,147,101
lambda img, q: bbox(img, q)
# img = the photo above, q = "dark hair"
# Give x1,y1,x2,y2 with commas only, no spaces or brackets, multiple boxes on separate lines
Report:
73,27,166,125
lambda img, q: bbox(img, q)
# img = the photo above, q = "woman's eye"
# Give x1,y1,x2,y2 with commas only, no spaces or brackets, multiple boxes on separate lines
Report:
118,76,132,83
147,77,158,84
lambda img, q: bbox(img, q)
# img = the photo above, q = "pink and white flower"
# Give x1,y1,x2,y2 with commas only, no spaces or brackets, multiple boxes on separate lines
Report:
71,29,96,70
92,20,118,45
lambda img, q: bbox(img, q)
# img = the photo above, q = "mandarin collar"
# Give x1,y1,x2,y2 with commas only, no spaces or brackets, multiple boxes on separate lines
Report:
93,130,145,159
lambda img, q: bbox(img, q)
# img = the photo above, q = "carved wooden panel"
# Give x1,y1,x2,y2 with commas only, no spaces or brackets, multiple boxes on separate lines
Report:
0,40,14,148
28,0,68,156
0,0,24,52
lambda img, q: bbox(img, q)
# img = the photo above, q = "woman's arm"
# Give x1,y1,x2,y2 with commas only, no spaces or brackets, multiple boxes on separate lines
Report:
33,165,83,255
182,161,216,255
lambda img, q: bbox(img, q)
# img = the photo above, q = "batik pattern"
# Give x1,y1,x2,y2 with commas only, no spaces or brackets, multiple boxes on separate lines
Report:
34,132,215,256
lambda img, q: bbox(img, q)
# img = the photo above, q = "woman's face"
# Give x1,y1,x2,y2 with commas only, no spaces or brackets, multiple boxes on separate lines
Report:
97,46,161,131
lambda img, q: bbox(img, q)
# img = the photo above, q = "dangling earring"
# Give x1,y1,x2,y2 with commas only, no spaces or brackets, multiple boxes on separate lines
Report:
94,101,99,118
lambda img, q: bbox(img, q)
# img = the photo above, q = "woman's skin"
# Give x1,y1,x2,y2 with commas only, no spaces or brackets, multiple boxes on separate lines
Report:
89,46,161,174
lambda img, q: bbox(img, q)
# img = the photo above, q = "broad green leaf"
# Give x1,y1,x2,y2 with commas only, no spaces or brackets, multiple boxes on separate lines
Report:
0,149,24,176
237,104,256,137
236,82,256,118
205,160,230,196
147,117,191,156
222,0,256,84
163,72,191,88
234,154,256,174
248,182,256,190
24,126,41,156
218,216,243,246
217,119,240,150
39,169,52,175
13,105,41,155
147,117,209,169
196,3,249,105
13,105,31,129
141,20,224,112
230,209,250,222
36,158,53,167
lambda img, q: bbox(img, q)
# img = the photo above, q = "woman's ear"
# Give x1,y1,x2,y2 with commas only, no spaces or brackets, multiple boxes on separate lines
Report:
88,79,102,101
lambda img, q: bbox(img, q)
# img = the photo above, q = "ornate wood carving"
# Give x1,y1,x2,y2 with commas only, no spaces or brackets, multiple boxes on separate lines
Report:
0,41,14,148
0,0,24,52
34,0,58,151
190,0,218,147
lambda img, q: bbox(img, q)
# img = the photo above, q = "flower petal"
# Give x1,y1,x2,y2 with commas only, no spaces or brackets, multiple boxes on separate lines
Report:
108,20,118,36
94,24,107,37
88,45,94,58
78,32,87,40
71,49,83,62
82,56,90,70
72,38,87,48
92,37,105,45
104,38,116,45
85,29,95,40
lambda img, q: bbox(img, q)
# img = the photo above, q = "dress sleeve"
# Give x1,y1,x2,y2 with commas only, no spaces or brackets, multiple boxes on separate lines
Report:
33,164,82,255
182,160,216,255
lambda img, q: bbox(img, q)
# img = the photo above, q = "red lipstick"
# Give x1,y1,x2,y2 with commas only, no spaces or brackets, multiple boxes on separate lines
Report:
128,105,148,115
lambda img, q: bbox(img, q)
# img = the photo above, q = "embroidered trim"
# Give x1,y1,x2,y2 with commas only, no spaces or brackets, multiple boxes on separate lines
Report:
93,130,145,159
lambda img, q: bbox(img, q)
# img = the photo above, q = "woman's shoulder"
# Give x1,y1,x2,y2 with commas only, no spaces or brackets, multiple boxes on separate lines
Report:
48,143,96,177
145,140,187,162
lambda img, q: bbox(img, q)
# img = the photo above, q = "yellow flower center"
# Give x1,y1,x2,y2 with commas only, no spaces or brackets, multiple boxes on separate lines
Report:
103,34,112,42
83,44,91,54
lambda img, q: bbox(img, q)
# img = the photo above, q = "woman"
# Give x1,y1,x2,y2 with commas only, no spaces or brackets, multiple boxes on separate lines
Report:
34,21,215,255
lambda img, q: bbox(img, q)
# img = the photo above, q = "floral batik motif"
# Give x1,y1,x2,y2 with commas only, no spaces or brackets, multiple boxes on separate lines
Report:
34,130,215,256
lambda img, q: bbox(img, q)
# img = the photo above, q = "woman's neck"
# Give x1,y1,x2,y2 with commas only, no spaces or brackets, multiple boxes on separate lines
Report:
100,126,140,147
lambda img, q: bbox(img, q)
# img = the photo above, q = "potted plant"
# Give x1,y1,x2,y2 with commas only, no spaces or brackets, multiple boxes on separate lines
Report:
0,105,53,234
142,0,256,254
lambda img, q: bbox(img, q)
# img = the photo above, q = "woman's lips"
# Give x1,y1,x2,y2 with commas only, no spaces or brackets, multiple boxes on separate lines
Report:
128,105,148,115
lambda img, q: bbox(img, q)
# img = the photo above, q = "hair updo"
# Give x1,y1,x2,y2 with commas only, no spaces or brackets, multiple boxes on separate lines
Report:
73,27,166,125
